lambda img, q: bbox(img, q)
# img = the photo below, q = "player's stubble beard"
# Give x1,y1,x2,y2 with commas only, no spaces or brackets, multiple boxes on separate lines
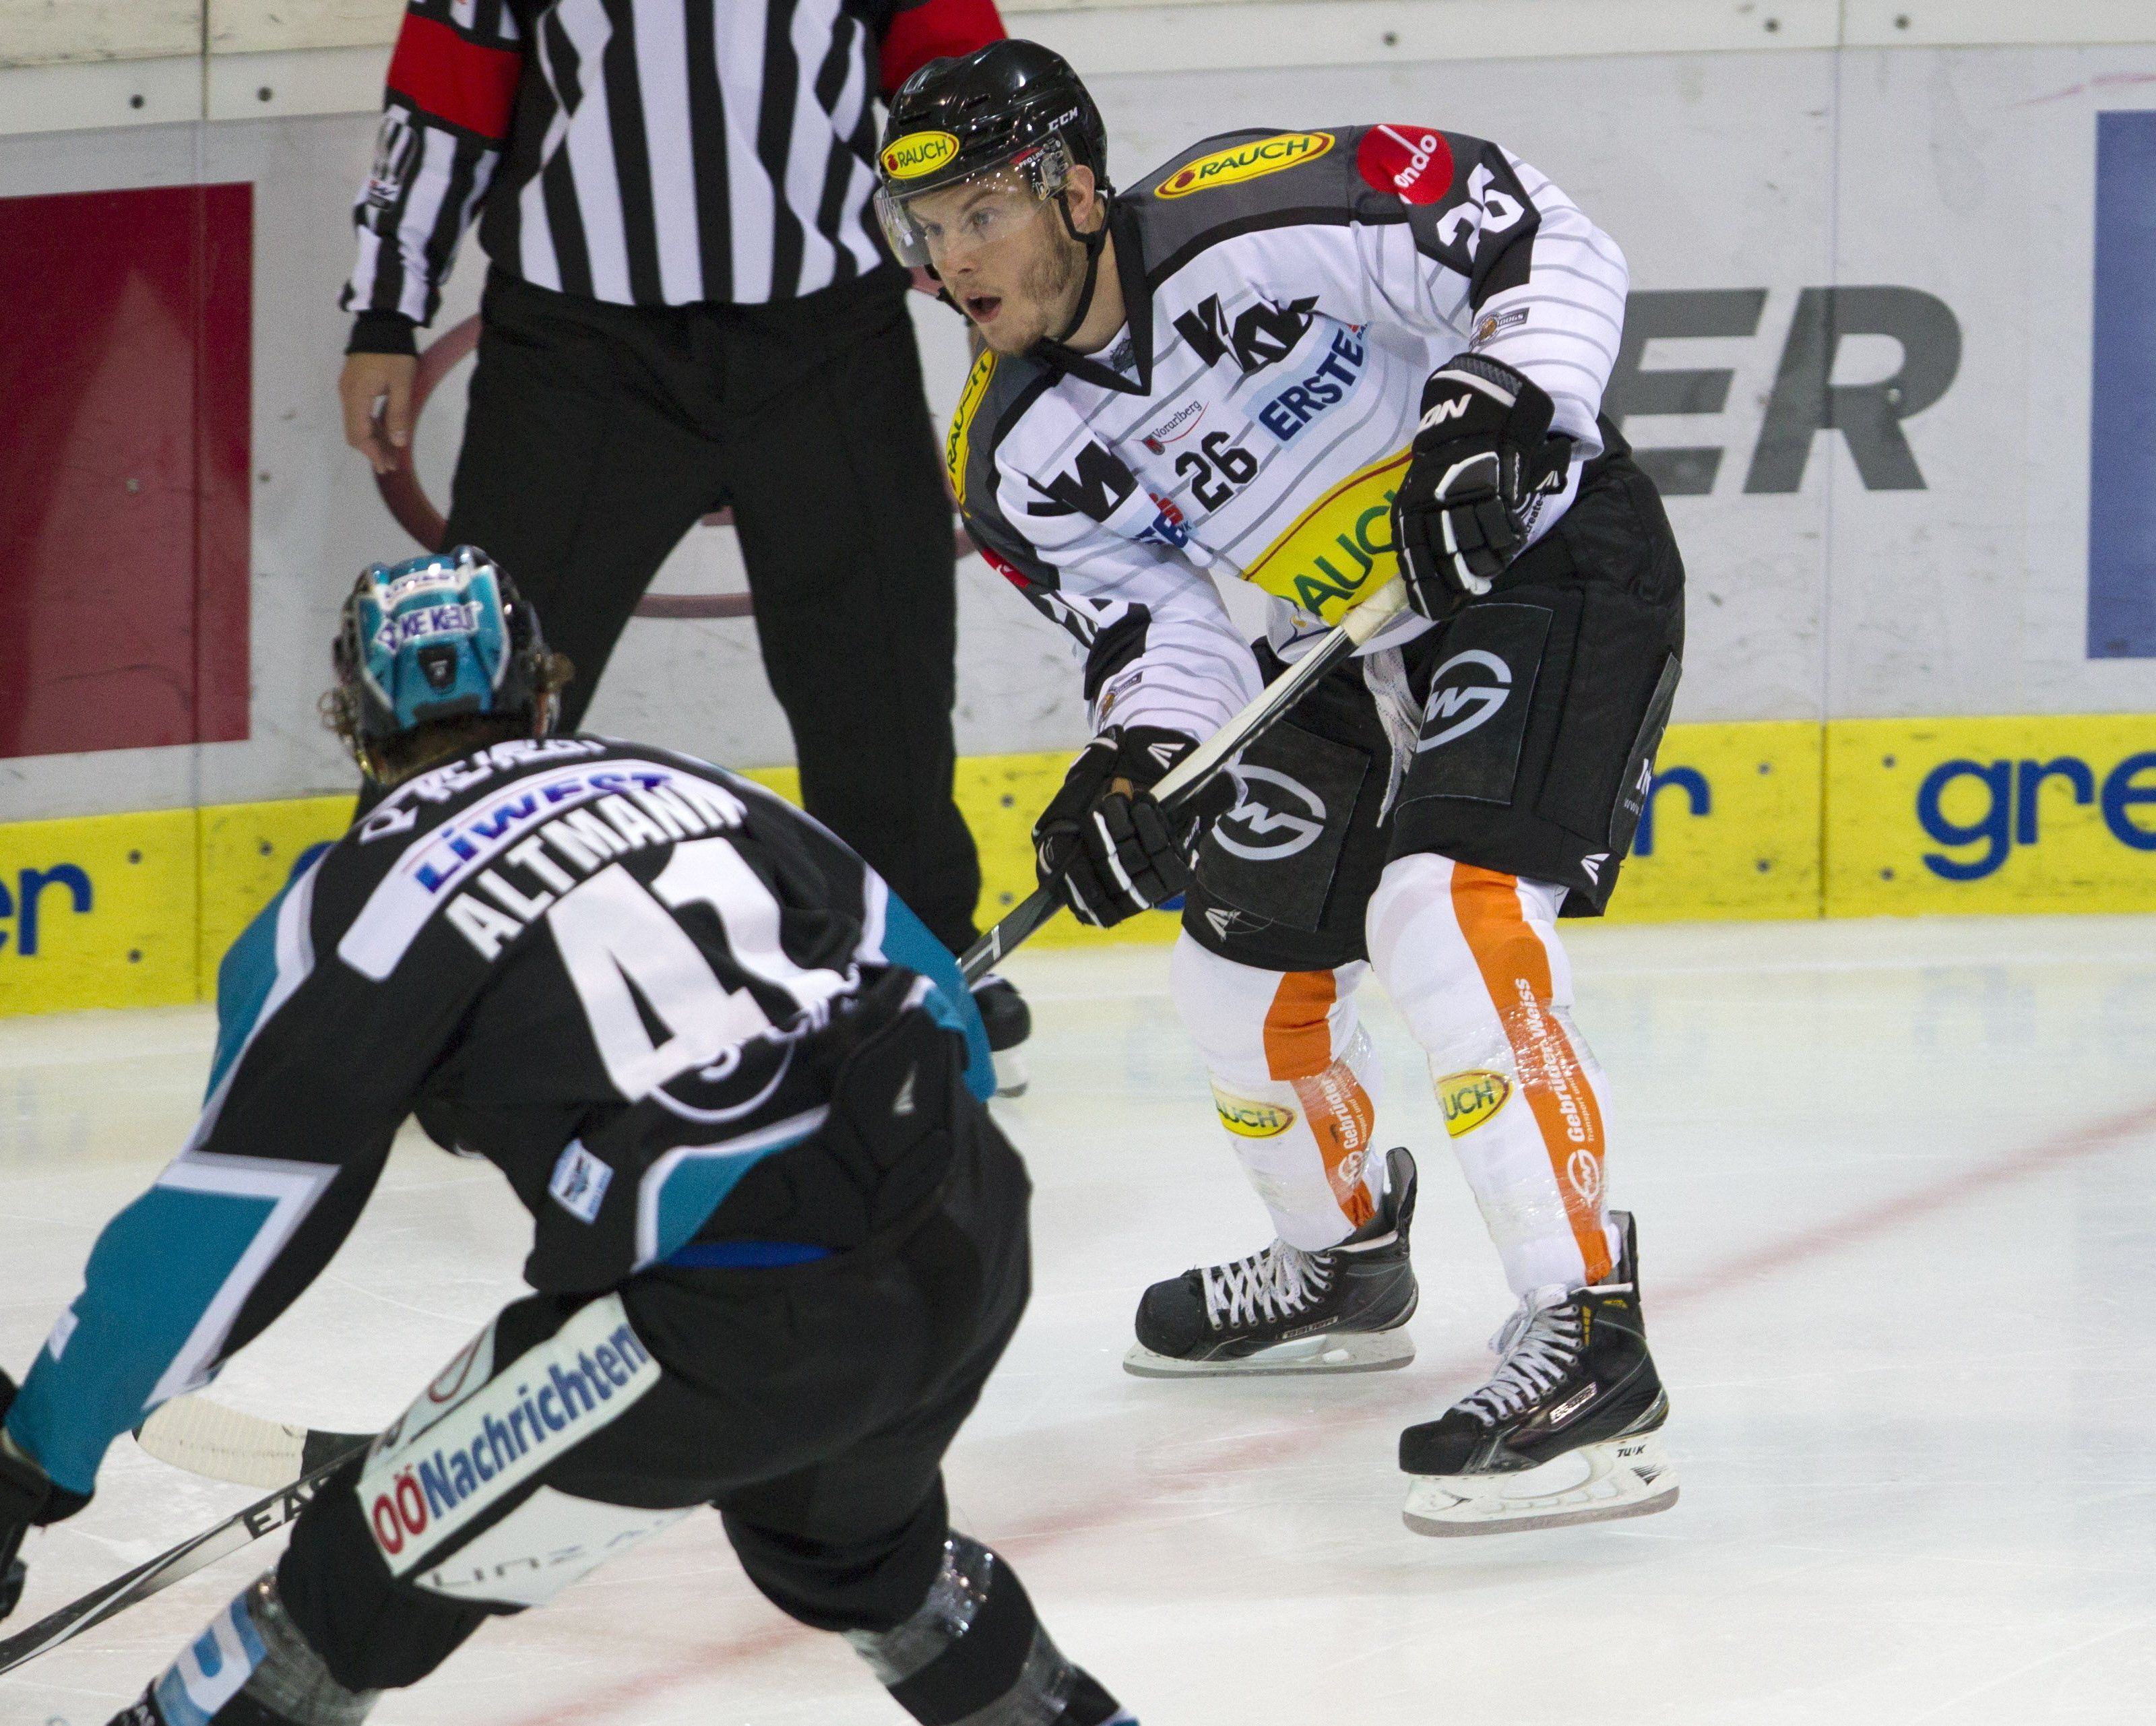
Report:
981,222,1087,354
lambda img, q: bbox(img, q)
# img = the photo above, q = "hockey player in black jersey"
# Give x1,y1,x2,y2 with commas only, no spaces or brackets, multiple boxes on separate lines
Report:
876,43,1680,1534
0,550,1133,1725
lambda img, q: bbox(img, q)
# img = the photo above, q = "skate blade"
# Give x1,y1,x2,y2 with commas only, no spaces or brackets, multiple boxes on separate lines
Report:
990,1048,1029,1098
1123,1329,1415,1378
1402,1431,1678,1535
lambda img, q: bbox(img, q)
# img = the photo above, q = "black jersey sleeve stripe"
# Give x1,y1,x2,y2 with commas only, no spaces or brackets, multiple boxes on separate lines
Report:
598,0,666,304
681,0,734,302
755,0,808,300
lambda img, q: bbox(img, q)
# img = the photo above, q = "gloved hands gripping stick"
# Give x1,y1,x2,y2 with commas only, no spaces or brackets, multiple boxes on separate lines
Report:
1389,354,1573,620
0,1372,88,1626
960,577,1409,980
1033,728,1233,928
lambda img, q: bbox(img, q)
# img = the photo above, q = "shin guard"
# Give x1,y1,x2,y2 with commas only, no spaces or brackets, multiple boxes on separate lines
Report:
144,1572,377,1726
1171,936,1383,1250
845,1534,1131,1725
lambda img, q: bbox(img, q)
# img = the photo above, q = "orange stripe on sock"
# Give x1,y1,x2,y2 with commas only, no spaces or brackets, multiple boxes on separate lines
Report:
1263,971,1377,1228
1449,864,1612,1282
1263,970,1337,1081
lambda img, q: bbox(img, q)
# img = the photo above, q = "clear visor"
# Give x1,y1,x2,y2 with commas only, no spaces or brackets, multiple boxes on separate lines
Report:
875,139,1073,272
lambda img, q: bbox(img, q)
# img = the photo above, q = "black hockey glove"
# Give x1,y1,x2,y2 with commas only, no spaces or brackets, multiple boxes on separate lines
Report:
1034,727,1228,928
1390,354,1573,620
0,1370,88,1622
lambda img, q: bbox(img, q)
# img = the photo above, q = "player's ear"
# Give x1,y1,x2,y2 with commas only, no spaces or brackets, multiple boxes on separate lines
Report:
1064,164,1102,230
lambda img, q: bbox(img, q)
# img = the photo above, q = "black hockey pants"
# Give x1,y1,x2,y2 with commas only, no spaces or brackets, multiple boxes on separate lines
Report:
443,265,984,952
273,1114,1033,1694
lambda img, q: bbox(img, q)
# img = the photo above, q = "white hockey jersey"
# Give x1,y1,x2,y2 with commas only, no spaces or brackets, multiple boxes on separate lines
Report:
950,123,1628,745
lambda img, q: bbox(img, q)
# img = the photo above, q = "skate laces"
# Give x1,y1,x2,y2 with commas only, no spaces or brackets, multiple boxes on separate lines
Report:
1203,1242,1331,1330
1461,1289,1583,1425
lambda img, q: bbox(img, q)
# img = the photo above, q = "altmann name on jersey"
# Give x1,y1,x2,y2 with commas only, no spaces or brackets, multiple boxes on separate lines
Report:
1156,131,1333,198
1240,447,1410,624
364,1300,660,1575
340,761,749,979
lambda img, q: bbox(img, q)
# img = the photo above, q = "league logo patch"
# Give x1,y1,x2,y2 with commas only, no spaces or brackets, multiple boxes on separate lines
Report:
548,1142,612,1224
364,113,420,215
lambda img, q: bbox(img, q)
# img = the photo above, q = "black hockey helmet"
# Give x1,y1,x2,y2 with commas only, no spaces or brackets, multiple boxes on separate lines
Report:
873,40,1109,271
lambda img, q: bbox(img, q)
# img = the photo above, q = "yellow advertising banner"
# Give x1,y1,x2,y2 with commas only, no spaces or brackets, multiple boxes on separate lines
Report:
1826,715,2156,915
3,713,2151,1019
1602,721,1823,922
196,794,354,984
0,808,197,1014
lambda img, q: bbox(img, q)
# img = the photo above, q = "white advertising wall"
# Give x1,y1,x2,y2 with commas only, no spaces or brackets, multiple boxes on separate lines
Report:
2,11,2155,825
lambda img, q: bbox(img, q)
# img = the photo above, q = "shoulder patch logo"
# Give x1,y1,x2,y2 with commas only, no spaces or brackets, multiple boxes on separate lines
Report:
945,349,998,507
1157,131,1334,199
882,130,959,180
1355,126,1455,207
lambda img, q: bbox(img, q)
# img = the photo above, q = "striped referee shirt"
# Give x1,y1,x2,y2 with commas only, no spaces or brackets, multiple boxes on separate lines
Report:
344,0,1001,325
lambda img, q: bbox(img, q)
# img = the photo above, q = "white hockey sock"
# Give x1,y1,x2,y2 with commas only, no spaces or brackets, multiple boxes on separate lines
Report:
1367,854,1618,1294
1171,936,1384,1251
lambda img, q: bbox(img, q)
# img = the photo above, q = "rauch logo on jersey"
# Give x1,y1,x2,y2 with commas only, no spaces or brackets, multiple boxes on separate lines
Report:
945,350,997,506
1240,448,1409,624
1157,132,1333,199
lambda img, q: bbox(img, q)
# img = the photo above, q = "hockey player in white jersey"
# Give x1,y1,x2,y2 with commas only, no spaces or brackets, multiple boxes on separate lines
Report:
875,43,1682,1534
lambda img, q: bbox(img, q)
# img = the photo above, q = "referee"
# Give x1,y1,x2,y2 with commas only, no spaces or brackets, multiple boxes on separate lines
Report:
336,0,1029,1072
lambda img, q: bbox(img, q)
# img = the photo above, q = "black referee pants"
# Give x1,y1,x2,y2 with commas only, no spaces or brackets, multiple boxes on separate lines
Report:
443,265,982,950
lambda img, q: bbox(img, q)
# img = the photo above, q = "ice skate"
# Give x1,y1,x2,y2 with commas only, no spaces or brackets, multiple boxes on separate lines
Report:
1398,1209,1676,1534
1124,1147,1418,1376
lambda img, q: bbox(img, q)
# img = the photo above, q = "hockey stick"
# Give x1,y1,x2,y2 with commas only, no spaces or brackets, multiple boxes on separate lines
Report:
136,1395,370,1492
960,577,1409,982
0,1437,369,1675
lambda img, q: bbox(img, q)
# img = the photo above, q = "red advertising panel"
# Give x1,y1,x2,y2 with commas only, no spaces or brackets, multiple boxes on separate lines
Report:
0,182,251,761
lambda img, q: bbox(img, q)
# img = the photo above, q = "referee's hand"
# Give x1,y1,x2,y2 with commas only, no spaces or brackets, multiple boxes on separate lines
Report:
340,352,418,476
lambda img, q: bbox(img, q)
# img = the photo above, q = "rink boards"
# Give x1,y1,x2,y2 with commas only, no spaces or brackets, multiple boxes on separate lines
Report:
3,713,2152,1017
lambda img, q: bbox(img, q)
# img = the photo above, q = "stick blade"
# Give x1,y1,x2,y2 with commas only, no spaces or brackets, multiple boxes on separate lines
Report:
137,1397,364,1490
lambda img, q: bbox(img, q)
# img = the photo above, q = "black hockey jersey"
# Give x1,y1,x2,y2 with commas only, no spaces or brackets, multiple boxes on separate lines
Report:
5,736,989,1496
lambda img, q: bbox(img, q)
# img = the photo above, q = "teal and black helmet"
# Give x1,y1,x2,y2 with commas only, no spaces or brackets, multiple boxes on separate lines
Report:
329,547,559,771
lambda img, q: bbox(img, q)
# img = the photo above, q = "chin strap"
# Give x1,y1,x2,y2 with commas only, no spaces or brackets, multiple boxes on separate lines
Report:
1046,191,1110,346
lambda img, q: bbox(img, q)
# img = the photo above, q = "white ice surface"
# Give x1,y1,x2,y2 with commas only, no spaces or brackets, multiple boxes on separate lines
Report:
4,914,2155,1725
